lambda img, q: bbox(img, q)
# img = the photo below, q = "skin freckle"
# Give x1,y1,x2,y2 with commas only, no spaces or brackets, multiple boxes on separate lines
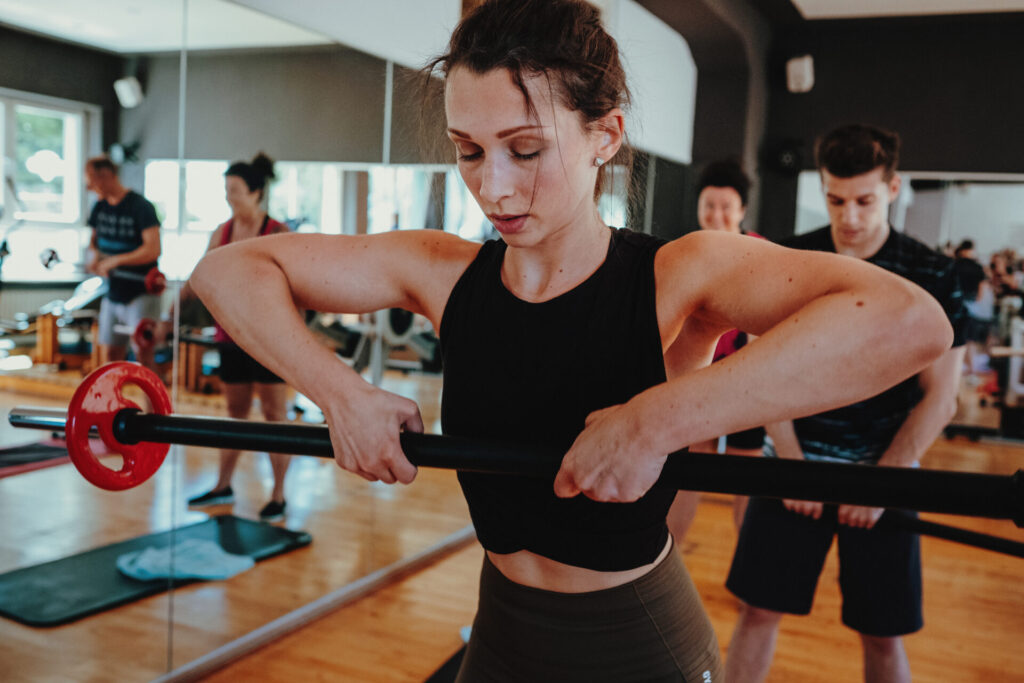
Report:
856,301,864,307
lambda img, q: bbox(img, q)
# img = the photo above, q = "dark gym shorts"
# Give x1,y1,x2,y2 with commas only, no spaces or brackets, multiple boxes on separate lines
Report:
217,343,284,384
726,497,923,637
725,425,765,451
456,544,722,682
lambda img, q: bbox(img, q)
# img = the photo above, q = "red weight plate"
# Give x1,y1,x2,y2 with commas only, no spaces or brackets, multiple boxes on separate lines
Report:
66,361,172,490
144,268,166,295
132,318,156,351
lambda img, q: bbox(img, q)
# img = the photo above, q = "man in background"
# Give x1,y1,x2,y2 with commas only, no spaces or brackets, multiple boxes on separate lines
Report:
84,155,162,370
724,124,967,683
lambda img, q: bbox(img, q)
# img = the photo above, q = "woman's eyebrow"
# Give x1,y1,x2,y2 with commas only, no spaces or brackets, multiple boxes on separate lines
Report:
447,125,547,140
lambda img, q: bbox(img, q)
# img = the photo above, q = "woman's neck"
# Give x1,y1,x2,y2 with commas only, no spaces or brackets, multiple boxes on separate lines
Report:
233,208,265,230
502,209,610,303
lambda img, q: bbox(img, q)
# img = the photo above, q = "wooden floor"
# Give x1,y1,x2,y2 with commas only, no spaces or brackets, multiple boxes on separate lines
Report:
1,367,1022,682
0,367,469,683
207,439,1024,683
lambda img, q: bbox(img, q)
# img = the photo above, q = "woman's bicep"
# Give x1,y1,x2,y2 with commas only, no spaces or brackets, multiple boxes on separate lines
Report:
203,231,476,320
664,232,921,336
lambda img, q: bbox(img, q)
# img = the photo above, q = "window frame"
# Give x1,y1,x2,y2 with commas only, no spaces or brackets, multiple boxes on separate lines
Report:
0,86,102,228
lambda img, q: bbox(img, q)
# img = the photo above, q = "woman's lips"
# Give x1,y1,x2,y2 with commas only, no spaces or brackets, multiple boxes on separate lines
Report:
489,214,527,234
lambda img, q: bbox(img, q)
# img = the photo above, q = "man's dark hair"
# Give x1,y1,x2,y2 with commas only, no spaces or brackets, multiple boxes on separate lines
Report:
815,124,900,181
697,159,750,206
86,155,119,175
954,239,975,257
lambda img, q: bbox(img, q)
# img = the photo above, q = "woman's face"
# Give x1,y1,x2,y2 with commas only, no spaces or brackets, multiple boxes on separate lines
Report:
697,186,745,233
444,66,608,247
225,175,260,214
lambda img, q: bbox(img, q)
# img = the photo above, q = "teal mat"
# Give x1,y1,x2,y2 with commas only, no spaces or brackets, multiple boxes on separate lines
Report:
0,515,311,627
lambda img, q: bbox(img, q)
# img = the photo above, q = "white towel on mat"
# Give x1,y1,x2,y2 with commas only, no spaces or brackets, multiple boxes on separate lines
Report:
116,538,254,581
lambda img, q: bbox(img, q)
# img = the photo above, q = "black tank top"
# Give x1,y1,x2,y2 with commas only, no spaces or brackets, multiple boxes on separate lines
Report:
440,228,673,571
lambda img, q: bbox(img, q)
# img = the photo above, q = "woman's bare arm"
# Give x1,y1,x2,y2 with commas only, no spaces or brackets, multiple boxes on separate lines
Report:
555,230,952,502
191,230,479,483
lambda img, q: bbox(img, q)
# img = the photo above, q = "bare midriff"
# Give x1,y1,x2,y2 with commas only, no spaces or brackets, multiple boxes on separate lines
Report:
486,536,673,593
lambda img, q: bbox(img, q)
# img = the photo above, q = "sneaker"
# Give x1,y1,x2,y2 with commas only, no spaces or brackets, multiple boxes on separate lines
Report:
187,487,234,507
259,500,286,522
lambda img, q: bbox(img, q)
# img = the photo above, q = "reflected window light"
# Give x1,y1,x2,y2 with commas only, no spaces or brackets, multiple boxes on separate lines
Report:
268,162,324,233
143,160,180,230
184,160,230,231
444,169,489,242
0,355,33,371
12,104,82,223
598,165,629,228
795,171,828,235
368,167,397,234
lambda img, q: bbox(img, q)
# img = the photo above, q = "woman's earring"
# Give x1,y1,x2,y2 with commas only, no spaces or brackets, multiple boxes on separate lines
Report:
594,157,605,167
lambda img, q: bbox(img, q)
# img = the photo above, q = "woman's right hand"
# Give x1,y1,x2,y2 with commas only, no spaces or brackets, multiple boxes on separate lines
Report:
782,499,823,519
319,379,424,484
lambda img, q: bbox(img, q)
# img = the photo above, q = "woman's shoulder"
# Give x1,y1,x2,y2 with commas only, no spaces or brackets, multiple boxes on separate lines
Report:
373,230,486,284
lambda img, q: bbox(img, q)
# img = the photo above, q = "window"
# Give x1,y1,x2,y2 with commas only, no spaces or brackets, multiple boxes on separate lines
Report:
0,89,97,280
11,104,83,223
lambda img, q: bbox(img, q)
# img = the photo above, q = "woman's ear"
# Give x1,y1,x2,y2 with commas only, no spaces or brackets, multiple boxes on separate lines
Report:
593,108,625,162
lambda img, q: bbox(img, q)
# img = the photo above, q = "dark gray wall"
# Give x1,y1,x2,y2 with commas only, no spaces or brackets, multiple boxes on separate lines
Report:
390,65,448,165
122,46,449,166
119,55,180,164
759,13,1024,241
637,0,773,238
0,25,124,148
180,46,385,162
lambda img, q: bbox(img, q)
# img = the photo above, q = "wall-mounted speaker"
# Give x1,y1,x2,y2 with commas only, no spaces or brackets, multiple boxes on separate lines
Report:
786,55,814,94
113,76,144,109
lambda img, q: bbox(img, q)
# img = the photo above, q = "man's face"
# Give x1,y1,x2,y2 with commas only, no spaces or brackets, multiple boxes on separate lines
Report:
821,166,900,253
85,166,111,196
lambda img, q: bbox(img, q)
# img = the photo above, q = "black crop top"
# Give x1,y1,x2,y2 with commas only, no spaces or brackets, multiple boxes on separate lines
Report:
439,228,674,571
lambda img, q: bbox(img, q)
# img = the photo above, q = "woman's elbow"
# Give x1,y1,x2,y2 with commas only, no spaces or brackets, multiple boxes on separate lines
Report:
905,290,954,367
190,250,225,304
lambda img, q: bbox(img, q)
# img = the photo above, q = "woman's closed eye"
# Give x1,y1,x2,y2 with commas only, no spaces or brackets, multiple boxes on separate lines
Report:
511,148,541,161
455,144,482,162
453,141,543,163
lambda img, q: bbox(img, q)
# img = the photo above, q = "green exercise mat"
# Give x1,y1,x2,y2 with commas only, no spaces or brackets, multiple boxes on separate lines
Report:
0,515,311,627
0,442,68,470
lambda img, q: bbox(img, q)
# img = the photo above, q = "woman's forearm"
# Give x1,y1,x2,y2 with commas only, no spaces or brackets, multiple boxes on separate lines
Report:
764,421,802,459
636,282,952,455
191,247,364,405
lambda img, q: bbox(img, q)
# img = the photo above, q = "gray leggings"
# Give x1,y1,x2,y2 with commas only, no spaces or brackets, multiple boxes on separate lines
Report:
456,546,722,683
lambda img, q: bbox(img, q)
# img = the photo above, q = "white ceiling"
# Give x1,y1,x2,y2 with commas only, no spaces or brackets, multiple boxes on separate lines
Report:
7,1,1024,57
791,0,1024,19
0,0,332,53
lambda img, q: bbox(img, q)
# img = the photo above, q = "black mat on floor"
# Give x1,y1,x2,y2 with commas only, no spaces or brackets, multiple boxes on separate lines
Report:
0,515,311,627
425,645,466,683
0,442,68,468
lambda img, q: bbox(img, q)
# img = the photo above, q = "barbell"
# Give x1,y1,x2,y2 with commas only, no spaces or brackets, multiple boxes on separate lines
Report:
39,249,166,295
7,363,1023,534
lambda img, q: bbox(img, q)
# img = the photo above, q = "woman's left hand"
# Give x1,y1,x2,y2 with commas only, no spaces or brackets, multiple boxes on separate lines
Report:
553,402,667,502
837,504,885,529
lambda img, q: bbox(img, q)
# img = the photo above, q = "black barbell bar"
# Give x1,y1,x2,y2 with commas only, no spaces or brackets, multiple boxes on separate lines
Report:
9,405,1023,529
